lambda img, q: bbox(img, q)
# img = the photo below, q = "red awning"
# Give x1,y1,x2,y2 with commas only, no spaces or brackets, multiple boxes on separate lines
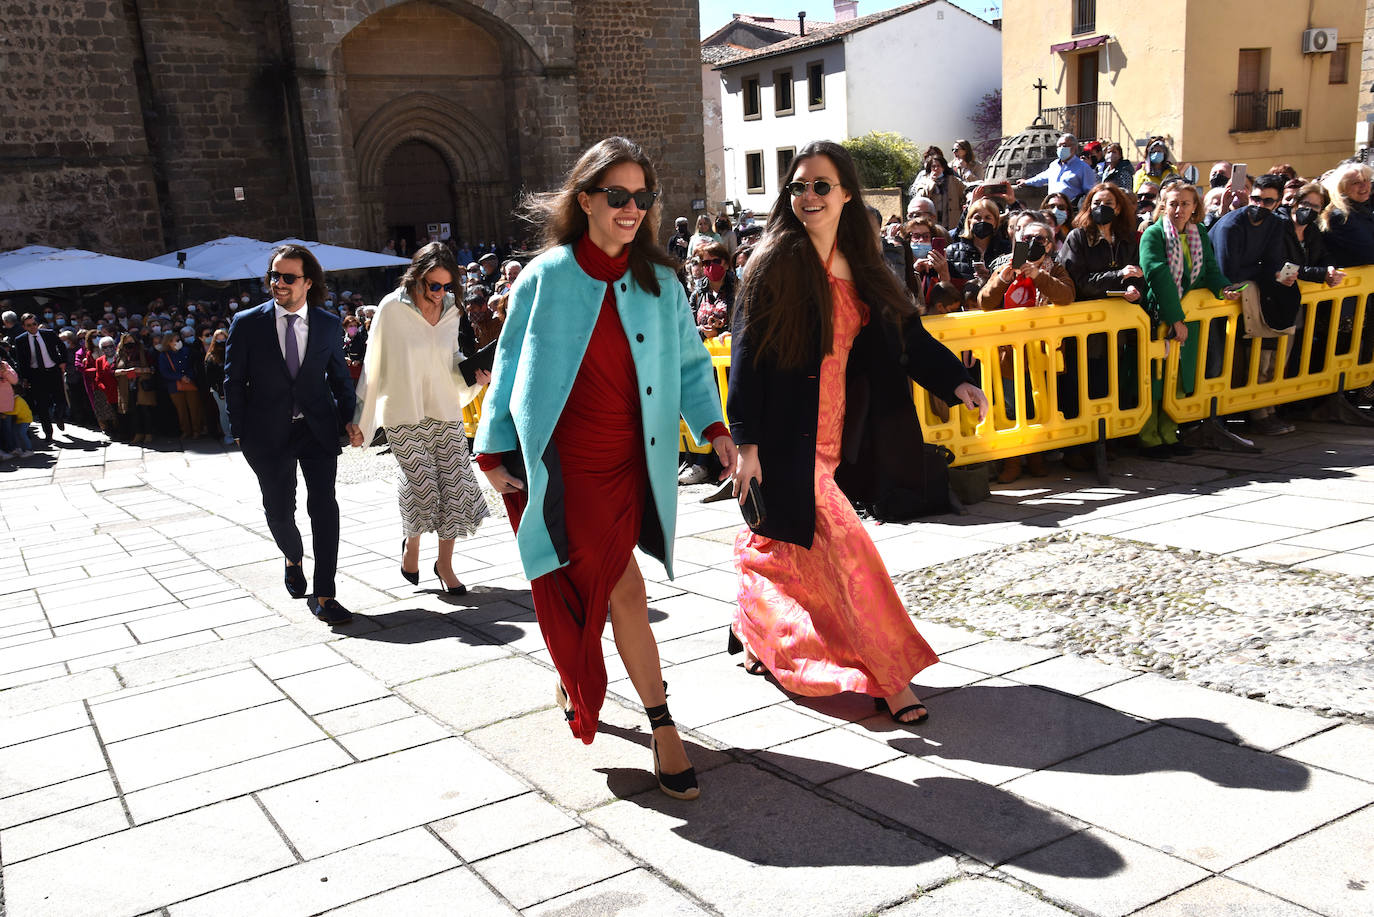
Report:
1050,34,1109,53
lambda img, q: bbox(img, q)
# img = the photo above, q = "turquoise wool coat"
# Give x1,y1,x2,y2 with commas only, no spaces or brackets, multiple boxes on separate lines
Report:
474,243,724,582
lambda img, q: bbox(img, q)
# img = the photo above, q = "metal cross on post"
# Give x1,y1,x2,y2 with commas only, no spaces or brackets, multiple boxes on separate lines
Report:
1033,79,1049,124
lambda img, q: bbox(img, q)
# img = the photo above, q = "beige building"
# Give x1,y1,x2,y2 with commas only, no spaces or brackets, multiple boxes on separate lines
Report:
1002,0,1365,179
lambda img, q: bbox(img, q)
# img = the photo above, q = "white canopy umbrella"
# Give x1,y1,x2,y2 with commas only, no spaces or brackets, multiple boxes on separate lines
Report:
0,245,202,293
148,237,409,281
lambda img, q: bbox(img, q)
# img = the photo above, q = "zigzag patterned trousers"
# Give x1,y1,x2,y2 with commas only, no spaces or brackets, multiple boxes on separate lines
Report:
385,417,489,539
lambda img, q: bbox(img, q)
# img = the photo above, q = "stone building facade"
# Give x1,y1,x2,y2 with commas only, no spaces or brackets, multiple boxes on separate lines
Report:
0,0,705,259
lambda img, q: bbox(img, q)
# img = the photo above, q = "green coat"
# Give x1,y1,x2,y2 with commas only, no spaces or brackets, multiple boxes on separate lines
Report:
1139,220,1230,396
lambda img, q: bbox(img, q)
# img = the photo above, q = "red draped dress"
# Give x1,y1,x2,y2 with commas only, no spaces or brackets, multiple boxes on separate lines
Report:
734,260,939,698
478,235,725,744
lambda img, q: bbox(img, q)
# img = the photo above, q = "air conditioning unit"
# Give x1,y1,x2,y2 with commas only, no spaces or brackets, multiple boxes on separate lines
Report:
1302,28,1337,54
1276,109,1302,130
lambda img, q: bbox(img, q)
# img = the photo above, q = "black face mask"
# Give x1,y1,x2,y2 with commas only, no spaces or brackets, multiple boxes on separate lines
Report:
1246,204,1267,223
1025,238,1047,262
971,221,995,240
1210,173,1229,189
1293,206,1318,226
1090,204,1116,226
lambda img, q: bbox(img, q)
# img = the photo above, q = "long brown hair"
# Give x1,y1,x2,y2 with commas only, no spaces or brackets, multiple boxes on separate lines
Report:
266,243,327,309
738,140,916,371
520,136,676,296
401,242,460,302
1071,182,1136,241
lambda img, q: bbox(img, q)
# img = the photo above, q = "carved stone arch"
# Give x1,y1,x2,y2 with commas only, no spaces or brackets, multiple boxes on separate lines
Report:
317,0,552,74
355,92,510,248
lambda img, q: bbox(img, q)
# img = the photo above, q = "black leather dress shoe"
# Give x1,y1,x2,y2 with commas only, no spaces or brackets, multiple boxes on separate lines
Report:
284,562,308,599
308,597,353,625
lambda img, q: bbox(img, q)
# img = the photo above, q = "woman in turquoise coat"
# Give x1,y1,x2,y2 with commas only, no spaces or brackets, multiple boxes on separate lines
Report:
475,137,734,800
1138,178,1238,454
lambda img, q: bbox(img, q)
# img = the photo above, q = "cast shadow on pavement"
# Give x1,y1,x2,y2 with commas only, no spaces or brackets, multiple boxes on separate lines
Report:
594,721,1126,877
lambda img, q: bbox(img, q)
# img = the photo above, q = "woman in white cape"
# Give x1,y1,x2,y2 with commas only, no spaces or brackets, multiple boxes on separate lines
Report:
348,242,489,594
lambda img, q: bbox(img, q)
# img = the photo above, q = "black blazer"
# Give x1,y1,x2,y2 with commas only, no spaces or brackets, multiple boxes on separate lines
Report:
223,303,355,458
728,299,971,548
13,329,68,381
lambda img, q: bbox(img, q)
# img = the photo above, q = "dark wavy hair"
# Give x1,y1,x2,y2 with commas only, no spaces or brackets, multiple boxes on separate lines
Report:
266,244,327,309
520,136,676,296
400,242,461,301
737,140,916,371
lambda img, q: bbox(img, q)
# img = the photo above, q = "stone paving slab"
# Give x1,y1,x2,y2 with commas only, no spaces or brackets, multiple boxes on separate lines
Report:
5,422,1374,915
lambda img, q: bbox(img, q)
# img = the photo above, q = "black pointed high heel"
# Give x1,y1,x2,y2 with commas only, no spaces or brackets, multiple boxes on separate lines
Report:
645,699,699,801
400,538,419,585
433,562,466,596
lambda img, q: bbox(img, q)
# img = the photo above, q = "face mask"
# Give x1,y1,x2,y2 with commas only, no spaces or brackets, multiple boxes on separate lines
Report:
1294,206,1318,226
345,326,359,338
43,312,53,321
1050,207,1068,226
187,305,196,313
171,339,183,351
1025,238,1047,262
1149,151,1165,165
971,221,995,240
703,263,726,283
1056,147,1072,162
117,312,127,319
1090,204,1116,225
201,336,213,346
240,295,250,304
1246,204,1266,222
150,325,161,335
55,318,66,327
1210,173,1228,189
910,241,932,259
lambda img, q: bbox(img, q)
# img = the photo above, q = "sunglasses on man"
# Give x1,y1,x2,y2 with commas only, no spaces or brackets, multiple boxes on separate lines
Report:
588,187,659,210
786,179,835,197
268,271,302,285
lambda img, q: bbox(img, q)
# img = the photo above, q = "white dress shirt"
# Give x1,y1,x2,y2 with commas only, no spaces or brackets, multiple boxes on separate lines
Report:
274,302,309,363
29,332,56,370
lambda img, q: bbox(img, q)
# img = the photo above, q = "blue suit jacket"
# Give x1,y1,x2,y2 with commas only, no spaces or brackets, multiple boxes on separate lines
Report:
223,302,355,458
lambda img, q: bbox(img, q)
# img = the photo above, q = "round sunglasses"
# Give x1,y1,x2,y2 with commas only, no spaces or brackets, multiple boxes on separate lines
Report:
786,179,835,197
588,187,659,210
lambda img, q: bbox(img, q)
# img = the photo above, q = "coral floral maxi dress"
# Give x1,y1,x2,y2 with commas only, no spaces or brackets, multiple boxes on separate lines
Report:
734,259,938,698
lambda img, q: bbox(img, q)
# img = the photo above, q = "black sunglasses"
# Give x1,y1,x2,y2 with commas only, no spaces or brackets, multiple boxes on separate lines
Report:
268,271,301,285
589,187,659,210
786,179,834,197
426,281,456,293
700,258,723,266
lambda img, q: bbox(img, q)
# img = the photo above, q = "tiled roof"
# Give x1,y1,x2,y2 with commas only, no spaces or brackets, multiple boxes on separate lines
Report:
702,13,835,46
712,1,937,69
701,44,747,66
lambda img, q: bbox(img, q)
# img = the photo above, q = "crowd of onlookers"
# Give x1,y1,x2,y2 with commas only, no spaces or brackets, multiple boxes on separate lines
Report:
0,237,524,462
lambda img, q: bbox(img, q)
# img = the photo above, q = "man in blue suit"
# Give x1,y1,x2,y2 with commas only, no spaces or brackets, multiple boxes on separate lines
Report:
225,244,356,625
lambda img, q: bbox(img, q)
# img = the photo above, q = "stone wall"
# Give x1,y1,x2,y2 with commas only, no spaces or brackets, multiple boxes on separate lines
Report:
0,0,706,258
0,0,163,255
572,0,705,236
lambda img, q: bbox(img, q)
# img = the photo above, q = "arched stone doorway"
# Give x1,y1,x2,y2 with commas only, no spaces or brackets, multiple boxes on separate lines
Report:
381,140,453,254
341,0,517,251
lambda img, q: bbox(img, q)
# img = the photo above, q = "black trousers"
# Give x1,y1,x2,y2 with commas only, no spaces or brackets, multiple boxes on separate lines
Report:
25,368,63,435
245,420,340,598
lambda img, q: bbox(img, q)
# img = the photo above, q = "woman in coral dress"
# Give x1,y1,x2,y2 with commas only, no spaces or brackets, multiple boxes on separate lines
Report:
727,141,989,723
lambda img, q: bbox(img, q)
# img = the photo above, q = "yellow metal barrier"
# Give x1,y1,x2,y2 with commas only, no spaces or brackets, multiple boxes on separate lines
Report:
1162,271,1374,423
461,387,486,440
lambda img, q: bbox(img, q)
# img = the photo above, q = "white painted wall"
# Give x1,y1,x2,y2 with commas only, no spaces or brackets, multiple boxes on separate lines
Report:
845,1,1001,151
719,42,848,214
702,63,726,212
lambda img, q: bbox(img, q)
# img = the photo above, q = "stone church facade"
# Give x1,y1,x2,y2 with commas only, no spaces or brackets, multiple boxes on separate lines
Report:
0,0,706,258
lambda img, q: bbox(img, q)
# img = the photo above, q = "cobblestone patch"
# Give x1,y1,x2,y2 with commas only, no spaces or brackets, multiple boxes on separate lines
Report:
897,533,1374,722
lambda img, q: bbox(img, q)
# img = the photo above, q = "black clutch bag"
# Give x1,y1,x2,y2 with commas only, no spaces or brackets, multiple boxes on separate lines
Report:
740,478,766,529
458,340,498,386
